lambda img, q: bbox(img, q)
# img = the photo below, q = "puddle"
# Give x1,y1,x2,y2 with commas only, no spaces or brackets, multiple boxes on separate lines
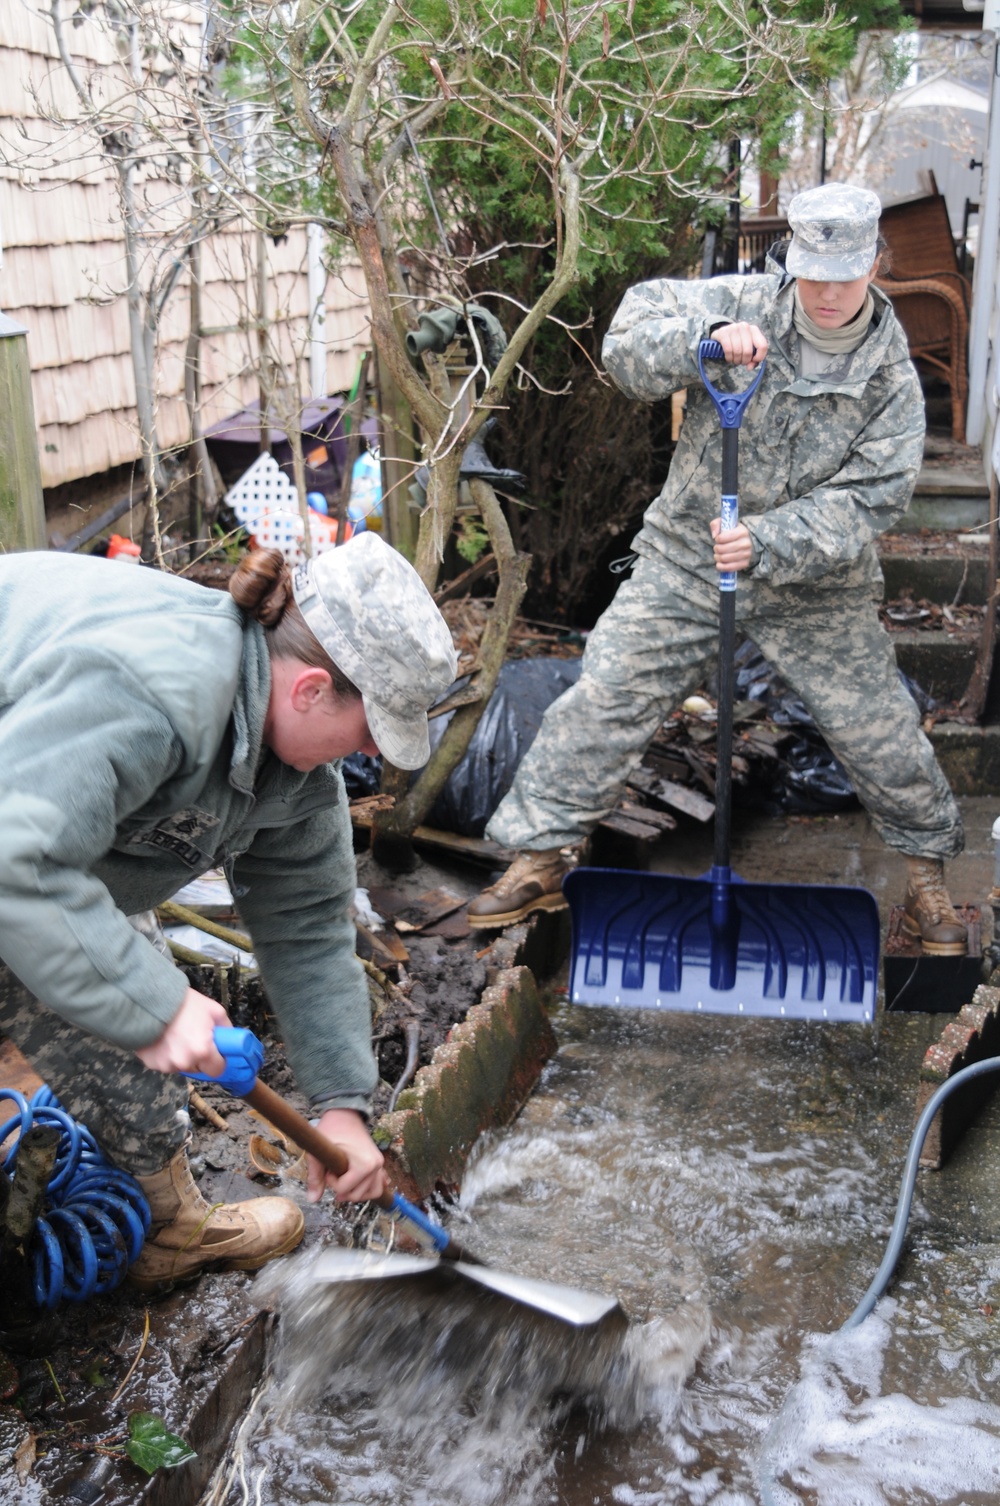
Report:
201,996,1000,1506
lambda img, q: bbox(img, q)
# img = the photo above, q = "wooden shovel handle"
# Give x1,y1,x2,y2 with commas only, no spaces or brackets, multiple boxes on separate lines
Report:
244,1080,394,1212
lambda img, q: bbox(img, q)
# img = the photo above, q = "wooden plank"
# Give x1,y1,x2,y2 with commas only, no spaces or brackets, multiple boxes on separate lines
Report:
428,680,483,720
0,319,46,552
619,798,677,832
350,808,516,867
627,766,715,822
349,794,395,821
960,467,998,720
434,553,498,603
393,888,466,933
598,811,663,842
354,921,409,971
641,749,692,783
421,908,472,940
682,747,716,797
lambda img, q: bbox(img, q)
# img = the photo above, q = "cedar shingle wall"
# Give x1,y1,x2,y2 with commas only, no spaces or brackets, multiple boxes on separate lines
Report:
0,5,369,488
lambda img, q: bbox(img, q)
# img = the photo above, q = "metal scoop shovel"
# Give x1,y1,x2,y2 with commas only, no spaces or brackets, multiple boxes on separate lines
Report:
191,1027,623,1329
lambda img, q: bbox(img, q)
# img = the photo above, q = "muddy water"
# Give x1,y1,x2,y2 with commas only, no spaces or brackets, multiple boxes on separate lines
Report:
208,802,1000,1506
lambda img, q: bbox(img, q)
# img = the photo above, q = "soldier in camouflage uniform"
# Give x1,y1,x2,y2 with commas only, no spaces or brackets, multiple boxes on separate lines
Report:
0,533,456,1288
470,183,966,955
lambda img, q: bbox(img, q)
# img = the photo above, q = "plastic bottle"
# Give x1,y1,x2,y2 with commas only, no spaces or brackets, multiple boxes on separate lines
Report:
347,449,383,534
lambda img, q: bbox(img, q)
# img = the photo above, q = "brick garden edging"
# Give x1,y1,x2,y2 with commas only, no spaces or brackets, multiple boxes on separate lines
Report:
915,983,1000,1168
376,963,558,1201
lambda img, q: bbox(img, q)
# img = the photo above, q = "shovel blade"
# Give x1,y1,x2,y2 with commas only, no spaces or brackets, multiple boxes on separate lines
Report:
312,1248,622,1328
453,1262,623,1327
565,867,879,1022
313,1248,443,1282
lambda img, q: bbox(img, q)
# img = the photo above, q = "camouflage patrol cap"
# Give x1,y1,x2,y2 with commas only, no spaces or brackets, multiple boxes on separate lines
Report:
292,533,458,769
785,183,881,281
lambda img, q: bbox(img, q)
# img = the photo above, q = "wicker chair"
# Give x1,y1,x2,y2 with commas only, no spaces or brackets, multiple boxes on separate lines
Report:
874,184,971,444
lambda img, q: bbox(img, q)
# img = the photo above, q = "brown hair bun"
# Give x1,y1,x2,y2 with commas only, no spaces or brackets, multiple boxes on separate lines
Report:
229,548,294,628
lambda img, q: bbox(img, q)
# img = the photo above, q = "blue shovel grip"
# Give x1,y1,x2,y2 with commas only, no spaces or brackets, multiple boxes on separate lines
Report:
696,338,765,430
187,1026,263,1095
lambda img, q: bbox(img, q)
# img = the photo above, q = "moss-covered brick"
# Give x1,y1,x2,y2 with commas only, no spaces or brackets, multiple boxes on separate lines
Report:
377,966,557,1201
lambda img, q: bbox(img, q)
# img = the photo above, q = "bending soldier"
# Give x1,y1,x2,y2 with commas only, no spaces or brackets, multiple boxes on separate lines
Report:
0,533,456,1288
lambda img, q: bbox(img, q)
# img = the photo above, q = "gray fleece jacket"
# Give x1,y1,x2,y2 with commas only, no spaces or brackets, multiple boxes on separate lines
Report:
0,551,375,1114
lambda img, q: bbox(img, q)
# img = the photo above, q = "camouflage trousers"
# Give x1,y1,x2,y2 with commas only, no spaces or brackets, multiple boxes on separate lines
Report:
487,552,963,861
0,958,190,1176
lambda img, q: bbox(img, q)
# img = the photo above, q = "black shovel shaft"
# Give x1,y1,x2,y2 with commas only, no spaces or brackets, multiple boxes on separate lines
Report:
714,426,740,873
714,590,736,872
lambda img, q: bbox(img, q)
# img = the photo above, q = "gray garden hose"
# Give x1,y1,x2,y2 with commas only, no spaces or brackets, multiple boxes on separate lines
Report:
758,1053,1000,1504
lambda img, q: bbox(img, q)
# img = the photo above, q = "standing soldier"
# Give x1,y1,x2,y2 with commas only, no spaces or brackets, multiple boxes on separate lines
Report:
469,183,966,956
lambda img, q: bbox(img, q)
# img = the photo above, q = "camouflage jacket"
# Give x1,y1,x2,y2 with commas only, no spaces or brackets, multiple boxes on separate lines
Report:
602,264,924,599
0,552,375,1115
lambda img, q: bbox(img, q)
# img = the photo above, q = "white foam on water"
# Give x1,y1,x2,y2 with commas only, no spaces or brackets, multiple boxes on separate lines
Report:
757,1304,1000,1504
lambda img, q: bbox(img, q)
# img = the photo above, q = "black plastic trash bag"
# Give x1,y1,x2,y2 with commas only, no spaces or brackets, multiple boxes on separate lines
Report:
425,658,583,837
341,752,382,799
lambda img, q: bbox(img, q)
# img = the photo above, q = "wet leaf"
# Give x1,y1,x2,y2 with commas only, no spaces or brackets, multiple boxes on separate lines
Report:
125,1413,196,1474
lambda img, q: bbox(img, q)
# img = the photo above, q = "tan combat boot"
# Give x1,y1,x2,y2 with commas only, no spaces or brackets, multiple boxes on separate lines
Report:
901,857,967,956
467,846,581,930
128,1147,305,1292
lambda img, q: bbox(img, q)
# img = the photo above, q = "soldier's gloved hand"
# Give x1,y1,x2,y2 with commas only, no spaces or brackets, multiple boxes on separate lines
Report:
711,322,768,369
710,518,754,573
135,987,229,1077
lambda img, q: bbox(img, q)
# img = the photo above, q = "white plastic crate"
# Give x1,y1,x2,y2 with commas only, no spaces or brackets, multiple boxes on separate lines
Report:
251,507,346,564
226,453,298,524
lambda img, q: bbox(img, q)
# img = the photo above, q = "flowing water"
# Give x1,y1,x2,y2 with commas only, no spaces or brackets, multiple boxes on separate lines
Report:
204,801,1000,1506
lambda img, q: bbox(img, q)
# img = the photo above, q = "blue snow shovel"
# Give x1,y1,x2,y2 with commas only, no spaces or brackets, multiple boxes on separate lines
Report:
563,340,880,1022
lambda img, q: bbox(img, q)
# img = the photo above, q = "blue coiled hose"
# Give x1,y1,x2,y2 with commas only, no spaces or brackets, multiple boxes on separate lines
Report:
0,1085,151,1309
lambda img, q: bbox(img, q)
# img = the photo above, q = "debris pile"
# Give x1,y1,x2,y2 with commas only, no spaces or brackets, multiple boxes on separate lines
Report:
880,596,985,635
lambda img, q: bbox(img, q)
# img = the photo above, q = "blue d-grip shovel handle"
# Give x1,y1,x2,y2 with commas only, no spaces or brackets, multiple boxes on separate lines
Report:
696,338,766,429
187,1025,263,1095
697,338,767,593
387,1192,451,1253
188,1027,464,1260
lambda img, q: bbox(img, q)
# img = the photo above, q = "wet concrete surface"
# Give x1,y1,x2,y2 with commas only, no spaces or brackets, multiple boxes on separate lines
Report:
648,793,995,920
